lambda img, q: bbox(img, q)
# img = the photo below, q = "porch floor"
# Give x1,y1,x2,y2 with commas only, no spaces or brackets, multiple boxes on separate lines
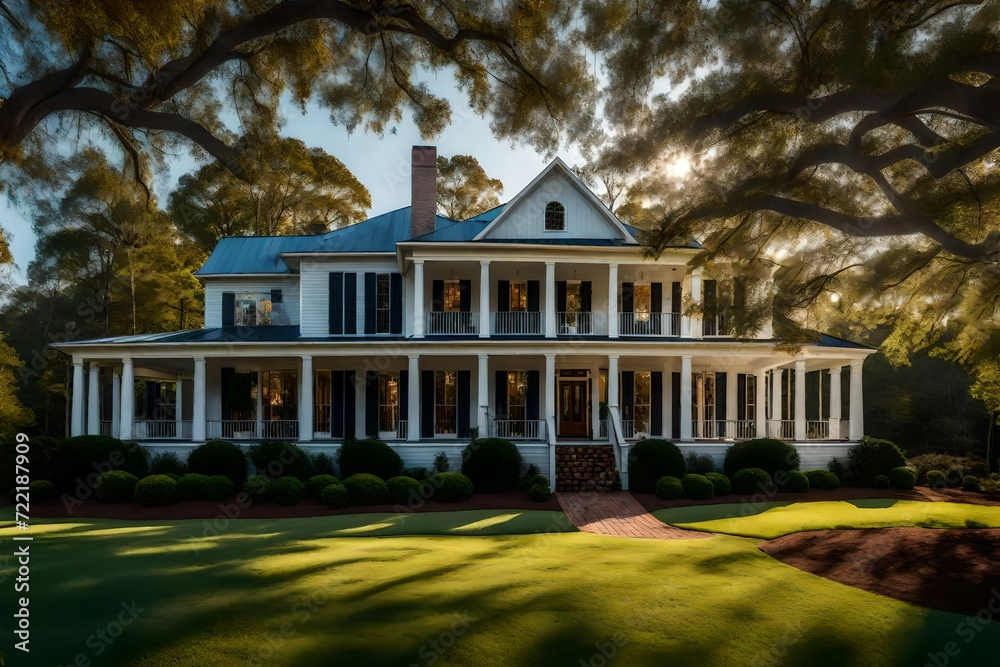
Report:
556,491,711,539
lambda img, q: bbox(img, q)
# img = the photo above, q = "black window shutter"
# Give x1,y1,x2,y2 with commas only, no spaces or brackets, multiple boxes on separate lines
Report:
220,368,234,419
671,282,682,314
651,283,663,312
420,370,434,438
459,280,472,313
556,281,567,313
457,370,471,437
651,372,663,436
622,282,634,313
527,281,540,312
581,281,592,312
704,280,718,318
399,370,409,421
497,281,510,311
494,370,508,420
365,370,378,436
621,371,634,421
270,289,282,304
328,274,343,335
344,371,356,438
344,273,357,335
390,273,403,334
716,371,727,422
671,372,681,439
737,374,747,421
432,280,445,312
331,370,345,437
364,273,376,334
222,292,235,327
145,382,158,420
526,370,540,421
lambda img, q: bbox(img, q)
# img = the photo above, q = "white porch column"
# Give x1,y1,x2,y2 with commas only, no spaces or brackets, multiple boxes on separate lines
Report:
849,360,864,440
407,354,420,441
71,359,85,437
607,263,619,338
413,260,425,338
680,355,692,440
794,360,806,441
662,361,672,438
191,356,206,442
690,269,703,338
725,370,737,438
479,261,490,338
755,370,767,437
477,354,489,435
544,261,556,338
111,370,121,439
120,358,134,440
256,370,263,438
829,366,842,438
175,374,184,439
544,353,556,421
87,363,100,435
299,355,313,442
771,368,783,428
607,355,619,408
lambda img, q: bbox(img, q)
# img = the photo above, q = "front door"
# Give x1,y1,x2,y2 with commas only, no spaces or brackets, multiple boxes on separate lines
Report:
559,379,589,437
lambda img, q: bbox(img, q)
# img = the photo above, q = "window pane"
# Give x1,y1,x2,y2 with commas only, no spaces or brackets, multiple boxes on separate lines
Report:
444,280,461,312
634,285,651,314
510,281,527,311
544,202,565,231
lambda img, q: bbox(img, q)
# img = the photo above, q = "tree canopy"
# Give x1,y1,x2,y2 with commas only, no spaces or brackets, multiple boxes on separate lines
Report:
436,154,503,220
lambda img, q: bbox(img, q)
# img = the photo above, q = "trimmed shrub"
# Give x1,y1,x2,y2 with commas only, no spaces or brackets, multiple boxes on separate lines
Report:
461,438,522,492
429,472,474,503
337,438,403,480
629,439,686,494
403,467,430,481
187,440,248,486
962,475,982,492
321,483,349,508
847,437,906,486
204,475,236,501
94,470,138,503
134,475,178,506
908,453,985,484
827,457,850,485
528,483,551,502
983,479,1000,494
723,438,800,477
177,473,211,500
519,473,550,493
655,476,684,500
387,476,425,504
681,474,715,500
872,474,891,489
779,470,810,493
945,467,966,487
705,472,731,496
925,470,947,488
804,469,840,491
888,467,916,490
247,440,315,481
731,468,774,495
342,473,389,505
28,479,57,502
51,436,149,491
433,451,451,473
304,474,340,502
244,475,271,503
310,453,337,477
150,451,187,477
269,476,305,505
685,451,717,475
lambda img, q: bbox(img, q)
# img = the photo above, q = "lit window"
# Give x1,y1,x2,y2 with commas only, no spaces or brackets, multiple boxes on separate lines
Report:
379,372,399,433
634,371,651,433
509,281,528,312
434,370,457,434
443,280,462,312
507,371,528,423
544,202,565,231
376,274,391,333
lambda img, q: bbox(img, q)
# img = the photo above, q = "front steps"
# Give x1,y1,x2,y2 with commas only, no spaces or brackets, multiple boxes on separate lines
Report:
555,445,620,492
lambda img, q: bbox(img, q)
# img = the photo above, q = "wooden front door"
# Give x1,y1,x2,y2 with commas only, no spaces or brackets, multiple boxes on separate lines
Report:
559,379,589,437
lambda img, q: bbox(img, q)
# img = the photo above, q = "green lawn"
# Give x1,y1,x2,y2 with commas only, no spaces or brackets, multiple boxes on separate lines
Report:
1,508,997,666
667,499,1000,538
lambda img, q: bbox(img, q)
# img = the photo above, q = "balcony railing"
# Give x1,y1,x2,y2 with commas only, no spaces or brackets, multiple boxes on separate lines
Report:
767,419,795,439
557,311,607,335
426,311,478,335
694,419,756,440
619,312,680,336
492,311,544,335
806,420,829,440
702,313,727,337
493,419,545,440
206,420,299,440
133,420,192,440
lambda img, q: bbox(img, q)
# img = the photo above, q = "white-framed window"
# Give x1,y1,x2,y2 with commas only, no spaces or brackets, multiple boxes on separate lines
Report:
235,293,273,326
544,201,565,231
509,281,528,312
379,371,399,433
376,274,391,333
443,279,462,312
742,374,756,421
261,370,297,421
314,372,331,434
434,370,457,435
634,371,651,433
507,371,528,422
633,283,651,321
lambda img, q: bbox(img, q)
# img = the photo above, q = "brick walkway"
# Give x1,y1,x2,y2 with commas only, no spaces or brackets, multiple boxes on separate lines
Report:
556,491,713,539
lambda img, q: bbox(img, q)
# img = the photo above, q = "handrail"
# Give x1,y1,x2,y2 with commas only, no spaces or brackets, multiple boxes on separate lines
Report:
546,415,557,488
608,405,628,490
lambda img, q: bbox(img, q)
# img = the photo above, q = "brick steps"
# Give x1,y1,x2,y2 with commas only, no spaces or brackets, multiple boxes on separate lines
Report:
555,445,620,492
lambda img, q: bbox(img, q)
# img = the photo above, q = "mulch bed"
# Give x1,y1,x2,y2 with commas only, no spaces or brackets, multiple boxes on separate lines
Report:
22,490,562,521
632,487,925,513
761,527,1000,616
914,485,1000,506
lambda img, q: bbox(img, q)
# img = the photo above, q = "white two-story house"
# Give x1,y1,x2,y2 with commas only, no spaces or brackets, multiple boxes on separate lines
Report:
55,146,874,490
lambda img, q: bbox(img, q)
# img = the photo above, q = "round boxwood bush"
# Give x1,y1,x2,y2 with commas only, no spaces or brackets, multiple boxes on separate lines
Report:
342,473,389,505
321,483,349,508
243,475,271,503
204,474,236,500
925,469,947,488
461,438,521,492
150,451,187,477
705,472,731,496
723,438,800,477
847,437,907,486
247,440,315,481
429,472,474,503
134,475,178,506
779,470,810,493
187,440,248,486
872,474,891,489
95,470,138,503
629,439,686,494
28,479,57,502
681,473,715,500
528,482,551,502
888,467,916,490
804,469,840,491
387,476,425,504
731,468,774,495
337,438,403,480
304,474,340,502
270,476,305,505
51,435,149,492
177,473,210,500
655,476,684,500
962,475,982,492
519,473,550,493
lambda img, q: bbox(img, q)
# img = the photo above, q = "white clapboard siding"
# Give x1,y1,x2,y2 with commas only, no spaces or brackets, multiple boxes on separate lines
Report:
204,277,300,328
299,257,403,337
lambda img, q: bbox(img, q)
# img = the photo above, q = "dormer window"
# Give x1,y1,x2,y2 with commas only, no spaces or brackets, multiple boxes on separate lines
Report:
544,202,565,231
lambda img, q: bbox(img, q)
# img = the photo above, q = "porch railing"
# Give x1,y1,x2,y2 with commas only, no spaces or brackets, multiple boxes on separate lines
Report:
395,420,408,440
493,419,545,440
492,311,544,335
133,420,192,440
100,420,113,437
806,420,829,440
621,419,652,440
702,313,727,336
619,312,680,336
556,311,607,335
767,419,795,439
206,420,299,440
426,311,478,335
694,419,756,440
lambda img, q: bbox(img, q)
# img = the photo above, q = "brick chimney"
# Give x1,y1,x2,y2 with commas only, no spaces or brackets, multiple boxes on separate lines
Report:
410,145,437,238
